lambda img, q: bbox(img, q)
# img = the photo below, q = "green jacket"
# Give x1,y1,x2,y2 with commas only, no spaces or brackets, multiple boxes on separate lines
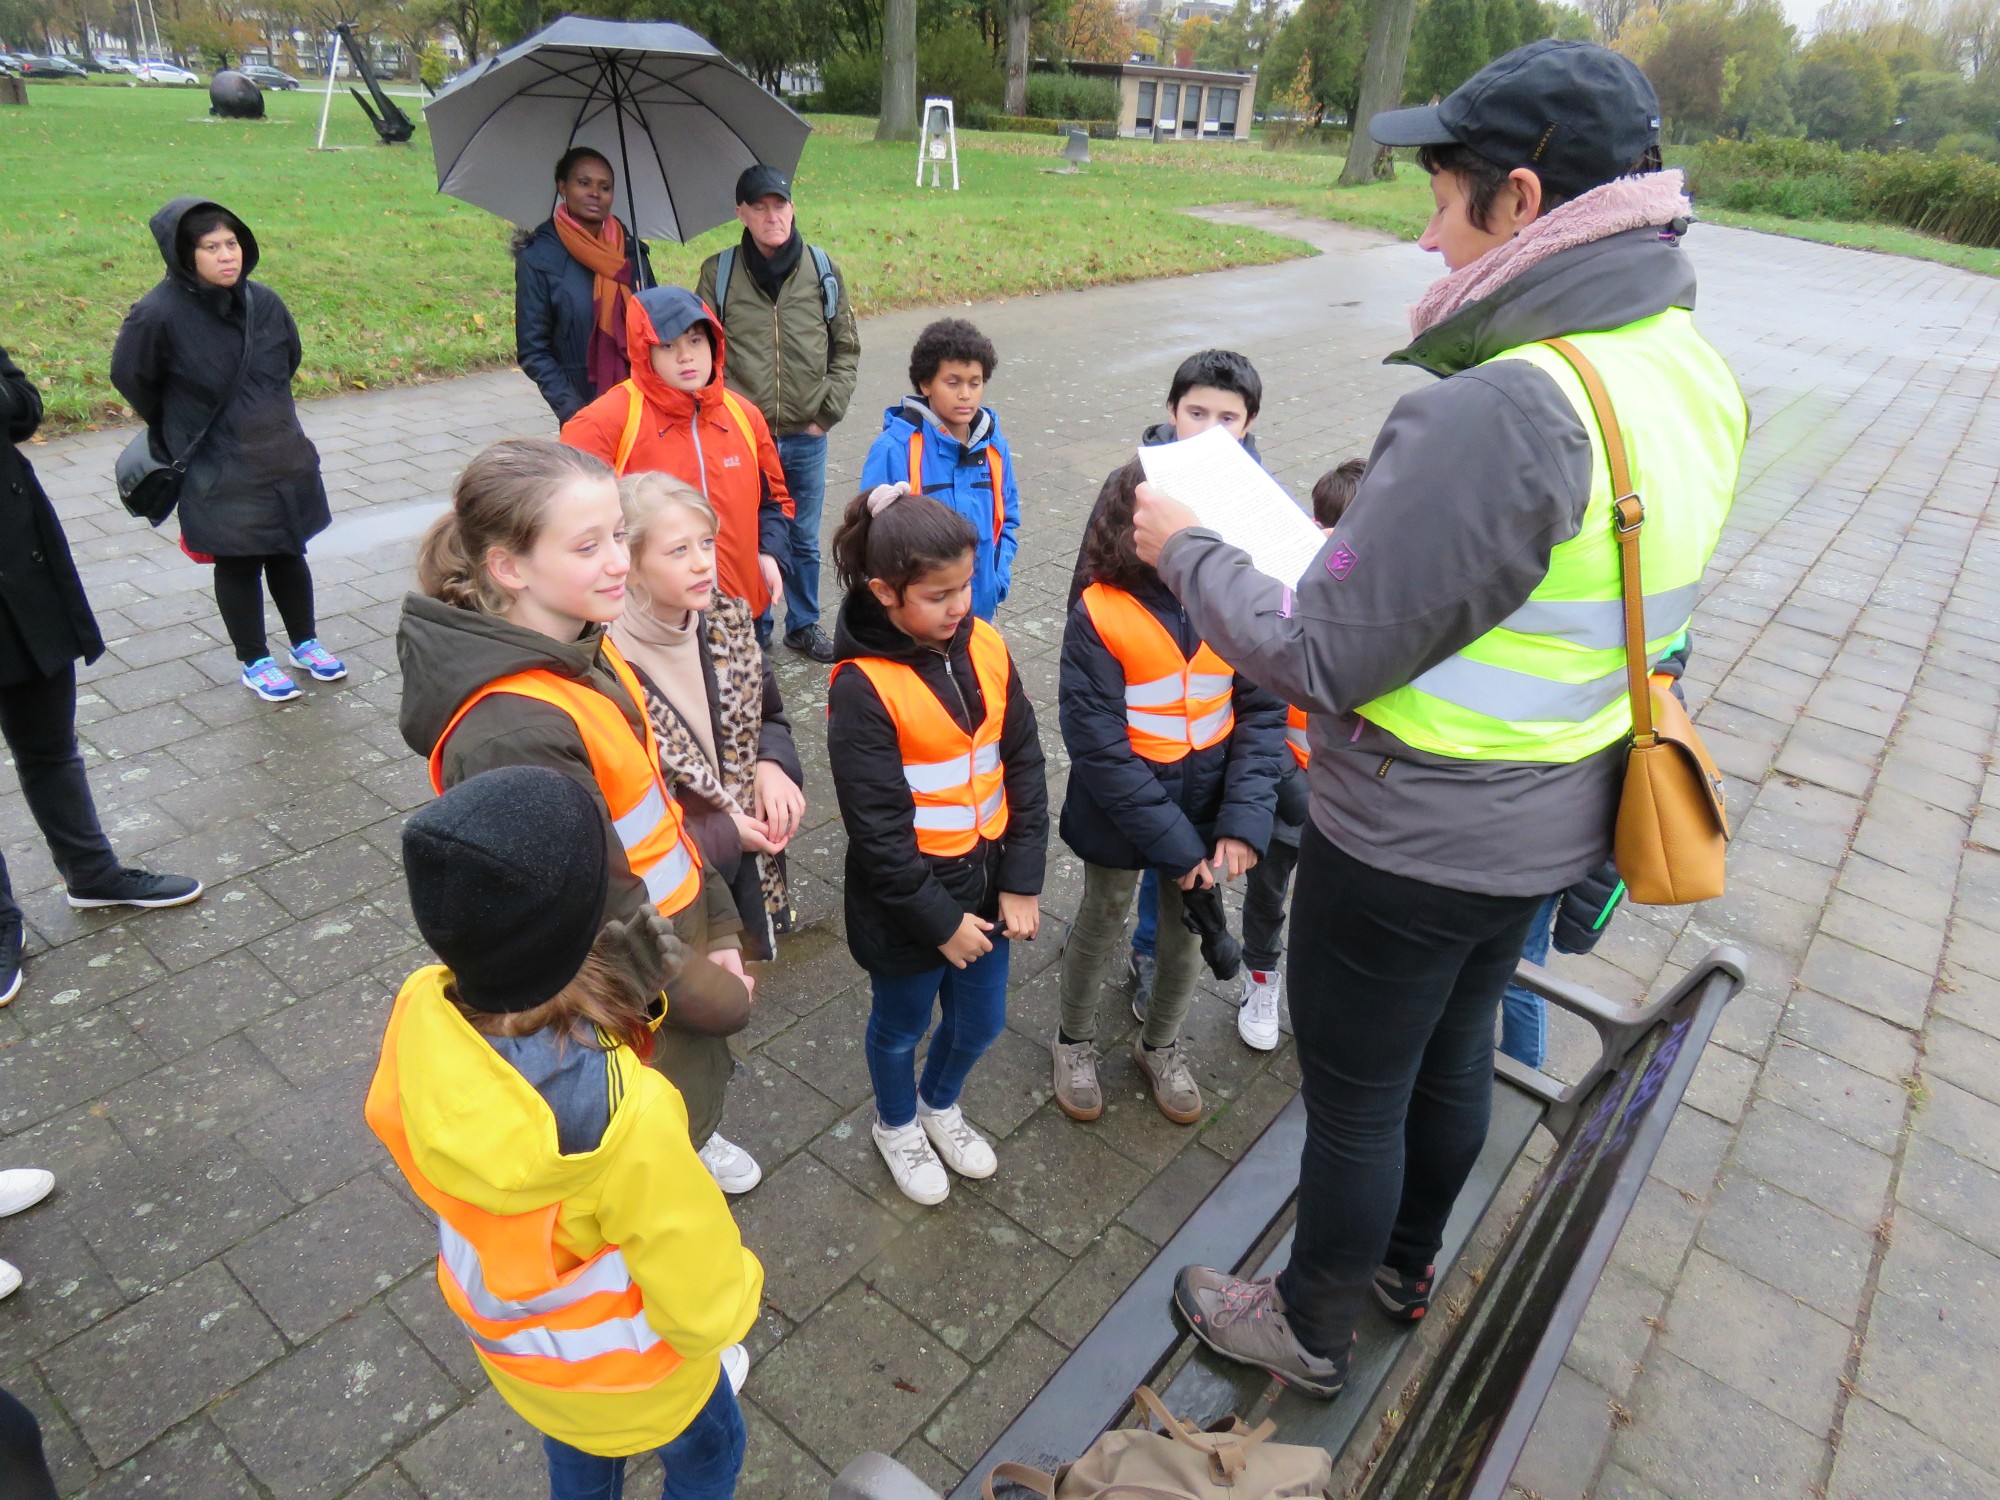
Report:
696,242,861,435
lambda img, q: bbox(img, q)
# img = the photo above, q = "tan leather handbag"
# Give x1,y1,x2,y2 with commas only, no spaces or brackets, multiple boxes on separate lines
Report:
982,1387,1331,1498
1541,338,1730,906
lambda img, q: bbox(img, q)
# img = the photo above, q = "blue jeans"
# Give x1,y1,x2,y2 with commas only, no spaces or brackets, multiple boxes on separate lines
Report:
1499,894,1559,1069
773,430,829,633
1131,869,1159,958
865,939,1011,1127
543,1372,745,1499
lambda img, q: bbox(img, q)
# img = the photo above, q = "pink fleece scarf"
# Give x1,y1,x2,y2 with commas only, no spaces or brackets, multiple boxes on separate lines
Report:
1408,170,1692,338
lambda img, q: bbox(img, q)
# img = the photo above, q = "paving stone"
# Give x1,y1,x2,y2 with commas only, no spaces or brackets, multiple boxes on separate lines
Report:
758,990,875,1110
339,1465,421,1500
892,1435,964,1497
1940,961,2000,1038
967,1105,1152,1257
0,1207,125,1369
1610,1173,1703,1290
1950,920,2000,983
0,1008,161,1129
80,1418,264,1498
808,1103,930,1223
1876,1206,2000,1351
131,881,298,974
1926,1016,2000,1108
9,926,167,1033
1682,1040,1760,1125
1512,1364,1619,1500
2,1363,97,1497
385,1271,483,1393
67,1144,294,1297
251,835,400,921
1695,1170,1874,1323
1797,933,1935,1029
1196,1069,1295,1162
1029,1222,1157,1349
1732,1097,1894,1229
922,1323,1068,1468
37,1261,284,1465
1857,1287,2000,1475
225,1174,434,1342
731,1151,906,1323
392,1386,543,1500
117,950,296,1060
1914,1075,2000,1175
1646,1101,1734,1201
1659,1248,1851,1433
1757,1037,1911,1152
212,1306,458,1499
955,1023,1059,1140
246,972,399,1090
865,1194,1066,1361
751,1281,970,1464
97,1033,296,1160
233,1065,383,1203
739,1396,837,1499
249,901,415,997
1779,989,1921,1082
1614,1350,1826,1499
1899,1134,2000,1255
1827,1396,2000,1500
1562,1259,1664,1401
715,1051,845,1170
1116,1141,1230,1245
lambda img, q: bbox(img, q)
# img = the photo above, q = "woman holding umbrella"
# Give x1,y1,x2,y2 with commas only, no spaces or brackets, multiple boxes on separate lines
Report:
516,147,656,426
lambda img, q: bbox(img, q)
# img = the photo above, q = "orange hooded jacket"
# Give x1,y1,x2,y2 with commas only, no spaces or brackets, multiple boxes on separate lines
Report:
562,287,793,617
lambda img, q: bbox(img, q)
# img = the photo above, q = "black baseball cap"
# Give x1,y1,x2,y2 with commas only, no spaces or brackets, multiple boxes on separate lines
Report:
735,164,792,204
1369,40,1661,202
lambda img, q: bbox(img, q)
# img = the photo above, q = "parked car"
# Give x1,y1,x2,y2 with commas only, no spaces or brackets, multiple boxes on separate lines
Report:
18,53,88,79
239,63,300,90
101,56,143,74
66,53,116,72
0,54,22,77
134,60,199,84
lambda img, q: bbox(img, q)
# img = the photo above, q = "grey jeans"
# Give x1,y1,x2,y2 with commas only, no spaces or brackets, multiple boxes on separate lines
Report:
1061,862,1201,1049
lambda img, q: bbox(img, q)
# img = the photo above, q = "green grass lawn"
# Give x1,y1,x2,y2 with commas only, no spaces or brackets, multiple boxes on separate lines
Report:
0,87,1416,432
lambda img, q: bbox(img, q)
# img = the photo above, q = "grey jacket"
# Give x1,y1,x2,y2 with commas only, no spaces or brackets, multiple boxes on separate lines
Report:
1158,227,1727,897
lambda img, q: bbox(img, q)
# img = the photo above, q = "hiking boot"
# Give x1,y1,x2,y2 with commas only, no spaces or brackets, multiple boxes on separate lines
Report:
1238,969,1282,1052
698,1133,763,1194
1372,1262,1435,1323
66,869,204,911
872,1117,950,1205
287,638,347,682
241,656,301,702
0,914,21,1008
1123,948,1156,1025
918,1101,996,1179
1172,1267,1349,1400
1133,1037,1203,1124
784,624,837,664
1052,1037,1103,1121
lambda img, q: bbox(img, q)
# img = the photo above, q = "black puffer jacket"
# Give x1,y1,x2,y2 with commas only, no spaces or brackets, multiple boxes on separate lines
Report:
1059,574,1287,874
109,198,329,556
0,344,103,688
828,587,1049,977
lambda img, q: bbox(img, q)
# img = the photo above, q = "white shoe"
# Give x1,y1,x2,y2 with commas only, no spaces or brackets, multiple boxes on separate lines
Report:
917,1101,997,1180
698,1134,763,1195
0,1259,18,1301
721,1342,749,1393
0,1168,54,1218
872,1117,950,1206
1238,970,1283,1052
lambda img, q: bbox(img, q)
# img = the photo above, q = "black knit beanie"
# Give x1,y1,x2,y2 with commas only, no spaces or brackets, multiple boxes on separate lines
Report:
402,766,610,1013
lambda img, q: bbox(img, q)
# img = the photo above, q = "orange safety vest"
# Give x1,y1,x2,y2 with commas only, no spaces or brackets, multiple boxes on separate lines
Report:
1080,583,1236,765
832,618,1013,857
365,1001,683,1394
613,379,756,476
907,430,1006,549
1286,705,1310,769
427,638,702,917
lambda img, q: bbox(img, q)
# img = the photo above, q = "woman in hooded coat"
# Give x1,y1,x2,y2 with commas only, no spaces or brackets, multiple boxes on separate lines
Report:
110,197,341,705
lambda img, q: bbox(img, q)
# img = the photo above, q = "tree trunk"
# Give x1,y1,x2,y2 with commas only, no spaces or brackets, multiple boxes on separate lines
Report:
1004,0,1029,114
878,0,918,139
1339,0,1419,187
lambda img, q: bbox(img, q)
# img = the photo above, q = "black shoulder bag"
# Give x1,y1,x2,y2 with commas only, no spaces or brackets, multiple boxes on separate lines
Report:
116,285,257,526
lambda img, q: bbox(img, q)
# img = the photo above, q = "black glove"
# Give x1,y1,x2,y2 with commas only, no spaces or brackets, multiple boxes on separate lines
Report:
1178,884,1242,982
1553,861,1625,956
600,908,690,997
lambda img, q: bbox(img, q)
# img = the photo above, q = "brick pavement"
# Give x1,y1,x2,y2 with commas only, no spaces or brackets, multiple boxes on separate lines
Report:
1,211,1996,1498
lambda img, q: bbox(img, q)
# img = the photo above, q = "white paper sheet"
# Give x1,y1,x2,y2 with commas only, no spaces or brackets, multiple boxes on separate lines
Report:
1136,425,1327,588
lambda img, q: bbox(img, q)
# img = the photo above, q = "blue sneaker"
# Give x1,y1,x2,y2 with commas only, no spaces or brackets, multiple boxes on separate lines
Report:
287,639,347,682
241,657,302,702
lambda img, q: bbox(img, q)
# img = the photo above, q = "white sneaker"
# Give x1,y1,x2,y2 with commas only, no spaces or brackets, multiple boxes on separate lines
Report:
721,1342,749,1393
872,1117,950,1206
1238,970,1283,1052
0,1258,18,1301
917,1101,997,1180
698,1134,763,1195
0,1168,54,1218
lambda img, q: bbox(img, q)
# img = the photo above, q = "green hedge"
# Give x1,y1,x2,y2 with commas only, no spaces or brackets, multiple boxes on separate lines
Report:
1681,137,2000,248
1025,70,1118,122
967,110,1117,139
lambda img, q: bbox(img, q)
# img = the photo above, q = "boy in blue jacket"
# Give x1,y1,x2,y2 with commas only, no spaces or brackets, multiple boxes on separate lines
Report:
859,319,1021,620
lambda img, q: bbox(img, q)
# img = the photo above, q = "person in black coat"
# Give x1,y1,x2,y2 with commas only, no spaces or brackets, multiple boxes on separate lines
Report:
515,147,656,425
0,343,202,1008
110,197,342,705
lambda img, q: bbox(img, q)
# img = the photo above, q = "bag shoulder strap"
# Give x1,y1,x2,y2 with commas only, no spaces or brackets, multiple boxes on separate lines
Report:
982,1460,1057,1499
172,285,258,473
713,245,735,321
1539,336,1654,745
808,243,839,323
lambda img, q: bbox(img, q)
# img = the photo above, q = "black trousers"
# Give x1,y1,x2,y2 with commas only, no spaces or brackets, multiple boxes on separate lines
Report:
0,664,120,924
213,552,317,665
1275,820,1543,1357
1241,762,1310,972
0,1387,58,1500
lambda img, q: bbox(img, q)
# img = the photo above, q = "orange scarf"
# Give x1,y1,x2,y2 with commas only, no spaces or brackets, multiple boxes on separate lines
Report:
554,204,634,392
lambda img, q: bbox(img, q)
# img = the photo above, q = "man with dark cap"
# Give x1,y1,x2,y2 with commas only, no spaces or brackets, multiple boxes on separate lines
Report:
697,164,862,662
1138,42,1745,1395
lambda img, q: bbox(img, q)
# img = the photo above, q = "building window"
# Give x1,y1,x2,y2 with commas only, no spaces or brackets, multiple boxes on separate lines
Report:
1136,80,1155,130
1181,85,1202,132
1203,88,1222,132
1159,82,1180,133
1217,88,1239,131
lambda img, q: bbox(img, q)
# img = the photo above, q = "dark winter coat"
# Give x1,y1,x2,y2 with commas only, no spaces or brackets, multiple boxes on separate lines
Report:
1058,574,1287,875
514,216,656,425
828,588,1049,977
0,344,104,688
108,198,330,558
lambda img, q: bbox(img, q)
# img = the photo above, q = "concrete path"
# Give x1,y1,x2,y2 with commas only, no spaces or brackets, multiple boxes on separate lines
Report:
2,210,1995,1499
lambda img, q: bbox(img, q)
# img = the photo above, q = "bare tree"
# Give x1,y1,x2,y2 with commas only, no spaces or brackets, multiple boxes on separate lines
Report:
877,0,917,139
1005,0,1029,113
1339,0,1418,186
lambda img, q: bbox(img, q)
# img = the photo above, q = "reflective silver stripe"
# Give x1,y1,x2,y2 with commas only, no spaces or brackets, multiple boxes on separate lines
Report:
971,742,1002,776
1187,672,1233,699
641,840,695,906
1408,653,1635,723
1127,708,1189,740
1287,727,1310,754
977,785,1005,824
903,755,973,794
467,1307,664,1364
1125,674,1184,709
439,1222,636,1323
913,804,978,832
610,781,670,851
1188,704,1234,744
1498,582,1698,651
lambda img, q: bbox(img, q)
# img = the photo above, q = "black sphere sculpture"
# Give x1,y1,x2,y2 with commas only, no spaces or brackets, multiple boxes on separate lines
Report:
209,70,264,119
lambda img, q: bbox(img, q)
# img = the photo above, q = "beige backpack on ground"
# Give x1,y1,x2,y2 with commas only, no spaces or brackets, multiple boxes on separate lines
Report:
981,1386,1332,1499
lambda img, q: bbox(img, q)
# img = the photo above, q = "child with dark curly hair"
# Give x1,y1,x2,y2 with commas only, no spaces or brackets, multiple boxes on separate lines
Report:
859,318,1021,620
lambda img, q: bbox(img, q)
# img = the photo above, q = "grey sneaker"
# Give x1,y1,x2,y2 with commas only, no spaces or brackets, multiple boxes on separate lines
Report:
1052,1037,1103,1121
1172,1267,1349,1400
1133,1037,1203,1124
1122,949,1156,1024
